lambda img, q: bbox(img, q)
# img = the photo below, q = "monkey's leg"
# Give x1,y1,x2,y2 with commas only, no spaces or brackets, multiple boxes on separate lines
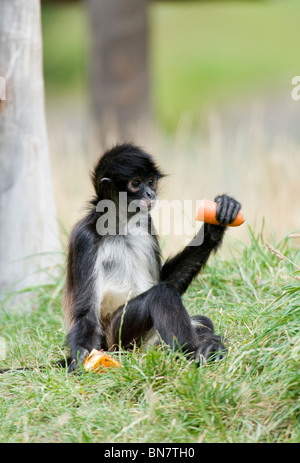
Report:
106,283,197,354
106,283,225,363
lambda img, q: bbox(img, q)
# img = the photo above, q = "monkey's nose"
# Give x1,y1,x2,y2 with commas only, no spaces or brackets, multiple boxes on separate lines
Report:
146,189,156,200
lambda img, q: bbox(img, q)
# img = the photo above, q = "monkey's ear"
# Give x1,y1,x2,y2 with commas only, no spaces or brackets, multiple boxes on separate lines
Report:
100,177,112,185
99,177,113,197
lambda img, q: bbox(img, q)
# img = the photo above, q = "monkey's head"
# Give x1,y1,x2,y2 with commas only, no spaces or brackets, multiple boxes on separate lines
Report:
92,143,165,209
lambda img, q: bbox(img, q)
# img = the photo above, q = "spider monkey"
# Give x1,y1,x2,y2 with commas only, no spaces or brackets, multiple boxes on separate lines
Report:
63,143,241,372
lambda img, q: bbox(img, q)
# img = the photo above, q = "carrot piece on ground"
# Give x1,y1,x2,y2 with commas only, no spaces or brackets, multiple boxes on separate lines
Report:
83,348,121,373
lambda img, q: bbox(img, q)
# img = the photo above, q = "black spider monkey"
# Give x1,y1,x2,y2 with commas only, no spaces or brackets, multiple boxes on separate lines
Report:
63,143,241,372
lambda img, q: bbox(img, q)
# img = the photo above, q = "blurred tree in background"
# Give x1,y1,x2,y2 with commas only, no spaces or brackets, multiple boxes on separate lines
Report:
0,0,60,303
86,0,150,141
42,0,300,134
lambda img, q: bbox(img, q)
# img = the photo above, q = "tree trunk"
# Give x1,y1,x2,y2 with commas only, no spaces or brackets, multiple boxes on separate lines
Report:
85,0,150,143
0,0,61,306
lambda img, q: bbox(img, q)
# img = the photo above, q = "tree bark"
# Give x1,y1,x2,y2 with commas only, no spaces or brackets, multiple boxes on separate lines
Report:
85,0,150,143
0,0,61,305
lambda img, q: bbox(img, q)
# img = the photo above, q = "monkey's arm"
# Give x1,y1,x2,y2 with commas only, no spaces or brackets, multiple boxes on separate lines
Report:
161,223,223,294
64,218,105,371
161,195,241,295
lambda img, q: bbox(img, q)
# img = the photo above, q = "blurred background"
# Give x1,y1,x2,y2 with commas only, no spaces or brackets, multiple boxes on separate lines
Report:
42,0,300,256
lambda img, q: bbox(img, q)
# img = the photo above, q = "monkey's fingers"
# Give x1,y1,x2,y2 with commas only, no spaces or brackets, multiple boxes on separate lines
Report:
195,198,244,227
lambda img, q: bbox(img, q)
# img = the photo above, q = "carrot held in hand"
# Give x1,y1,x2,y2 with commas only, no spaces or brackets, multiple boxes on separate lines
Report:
195,199,245,227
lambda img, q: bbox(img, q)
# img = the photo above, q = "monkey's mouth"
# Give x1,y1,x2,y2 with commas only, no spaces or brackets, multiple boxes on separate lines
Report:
131,199,157,211
144,199,157,210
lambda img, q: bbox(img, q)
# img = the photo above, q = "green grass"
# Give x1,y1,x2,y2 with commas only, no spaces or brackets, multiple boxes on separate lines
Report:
0,228,299,443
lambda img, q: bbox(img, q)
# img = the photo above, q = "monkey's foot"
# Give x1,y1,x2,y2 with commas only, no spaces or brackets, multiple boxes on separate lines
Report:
195,335,227,365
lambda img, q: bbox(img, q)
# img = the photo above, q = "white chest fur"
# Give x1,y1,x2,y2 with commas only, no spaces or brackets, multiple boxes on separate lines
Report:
96,232,160,322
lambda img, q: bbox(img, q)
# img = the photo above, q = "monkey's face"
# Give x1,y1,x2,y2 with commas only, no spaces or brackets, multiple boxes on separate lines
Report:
92,144,165,212
127,176,158,210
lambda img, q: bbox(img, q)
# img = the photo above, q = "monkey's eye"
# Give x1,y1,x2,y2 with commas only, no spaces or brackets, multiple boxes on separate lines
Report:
128,179,141,193
147,177,156,189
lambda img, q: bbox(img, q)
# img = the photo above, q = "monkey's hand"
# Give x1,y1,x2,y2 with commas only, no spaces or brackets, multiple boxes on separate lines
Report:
207,195,241,242
68,346,90,373
214,194,241,226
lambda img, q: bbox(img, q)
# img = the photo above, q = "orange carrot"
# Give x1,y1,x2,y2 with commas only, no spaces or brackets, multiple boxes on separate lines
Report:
195,199,245,227
83,348,121,373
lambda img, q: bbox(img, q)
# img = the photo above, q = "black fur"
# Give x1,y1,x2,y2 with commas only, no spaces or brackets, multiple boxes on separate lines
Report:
63,143,241,372
0,144,241,374
66,217,107,365
91,143,165,203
